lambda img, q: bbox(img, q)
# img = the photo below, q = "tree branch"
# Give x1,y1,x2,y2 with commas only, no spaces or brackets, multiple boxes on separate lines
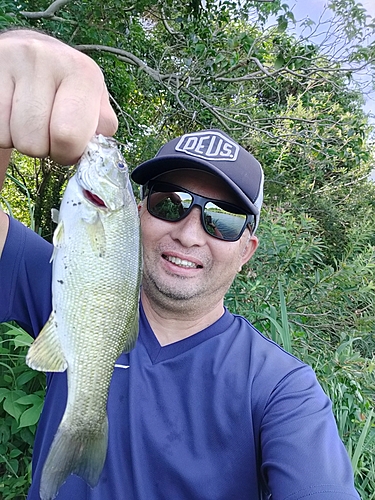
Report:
20,0,71,19
74,44,173,82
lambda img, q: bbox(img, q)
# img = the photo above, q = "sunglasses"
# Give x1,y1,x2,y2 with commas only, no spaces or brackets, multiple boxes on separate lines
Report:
143,181,255,241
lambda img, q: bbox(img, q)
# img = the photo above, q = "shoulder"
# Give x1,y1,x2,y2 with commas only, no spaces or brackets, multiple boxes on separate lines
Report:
0,216,53,334
1,216,53,278
208,312,359,499
5,215,52,255
226,311,306,372
221,311,322,404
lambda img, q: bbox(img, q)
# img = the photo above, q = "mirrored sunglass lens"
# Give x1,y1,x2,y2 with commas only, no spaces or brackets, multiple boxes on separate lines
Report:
148,183,250,241
149,190,193,220
203,202,247,240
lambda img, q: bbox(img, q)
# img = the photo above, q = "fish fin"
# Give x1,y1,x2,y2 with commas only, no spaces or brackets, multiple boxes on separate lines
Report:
26,312,67,372
39,418,108,500
53,220,64,247
85,217,107,258
51,208,60,224
50,220,64,263
123,307,139,353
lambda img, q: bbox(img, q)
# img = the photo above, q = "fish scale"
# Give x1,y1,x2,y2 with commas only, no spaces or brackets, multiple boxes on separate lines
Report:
26,135,142,500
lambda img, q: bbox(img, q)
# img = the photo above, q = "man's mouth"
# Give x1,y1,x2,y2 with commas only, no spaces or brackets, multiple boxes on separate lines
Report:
163,255,203,269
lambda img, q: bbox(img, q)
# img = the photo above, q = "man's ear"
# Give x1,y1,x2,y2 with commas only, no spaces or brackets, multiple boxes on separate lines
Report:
240,234,258,268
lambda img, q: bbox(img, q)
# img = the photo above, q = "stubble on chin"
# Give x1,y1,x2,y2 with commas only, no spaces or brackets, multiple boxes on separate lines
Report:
142,270,203,307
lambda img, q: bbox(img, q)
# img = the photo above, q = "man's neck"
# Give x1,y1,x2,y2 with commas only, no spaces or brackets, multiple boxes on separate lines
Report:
141,291,225,346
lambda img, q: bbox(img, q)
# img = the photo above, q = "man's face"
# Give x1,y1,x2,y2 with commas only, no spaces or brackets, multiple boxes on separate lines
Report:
139,169,258,314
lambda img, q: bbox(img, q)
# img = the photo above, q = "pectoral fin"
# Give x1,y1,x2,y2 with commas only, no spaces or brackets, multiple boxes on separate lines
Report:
26,312,67,372
85,217,107,258
50,220,64,263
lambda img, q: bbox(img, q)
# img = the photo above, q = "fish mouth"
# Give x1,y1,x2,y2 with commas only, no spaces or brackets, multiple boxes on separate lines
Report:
83,189,106,208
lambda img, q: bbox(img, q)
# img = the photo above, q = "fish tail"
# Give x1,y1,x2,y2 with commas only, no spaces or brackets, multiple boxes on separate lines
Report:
39,417,108,500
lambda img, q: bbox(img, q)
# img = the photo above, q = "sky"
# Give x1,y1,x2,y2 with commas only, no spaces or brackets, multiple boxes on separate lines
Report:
290,0,375,23
289,0,375,117
354,0,374,15
285,1,375,179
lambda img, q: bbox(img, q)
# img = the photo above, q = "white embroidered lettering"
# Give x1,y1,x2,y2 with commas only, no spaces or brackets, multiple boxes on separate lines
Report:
195,135,210,154
221,143,234,158
183,137,198,151
205,136,218,156
175,131,239,161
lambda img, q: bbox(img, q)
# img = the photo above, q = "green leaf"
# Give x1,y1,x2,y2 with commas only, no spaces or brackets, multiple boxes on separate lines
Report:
0,422,11,443
15,370,39,387
269,305,278,343
18,402,44,428
351,409,374,473
278,281,292,354
3,390,26,420
194,43,206,55
9,448,22,458
0,388,10,404
15,394,43,406
274,56,285,69
277,15,288,32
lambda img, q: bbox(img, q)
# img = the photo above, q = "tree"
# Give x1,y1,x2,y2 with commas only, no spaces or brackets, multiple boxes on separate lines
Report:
1,0,374,246
0,1,374,498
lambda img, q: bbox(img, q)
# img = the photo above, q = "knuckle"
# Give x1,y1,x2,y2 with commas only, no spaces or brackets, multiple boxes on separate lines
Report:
14,140,49,159
52,124,83,150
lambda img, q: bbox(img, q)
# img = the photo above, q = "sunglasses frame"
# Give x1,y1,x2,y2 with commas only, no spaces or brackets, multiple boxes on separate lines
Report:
143,180,255,241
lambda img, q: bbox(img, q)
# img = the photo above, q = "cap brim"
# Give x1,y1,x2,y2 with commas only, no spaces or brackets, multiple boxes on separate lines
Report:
131,154,259,216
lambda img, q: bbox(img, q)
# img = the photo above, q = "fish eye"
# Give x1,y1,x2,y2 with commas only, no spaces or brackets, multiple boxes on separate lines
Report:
117,162,126,170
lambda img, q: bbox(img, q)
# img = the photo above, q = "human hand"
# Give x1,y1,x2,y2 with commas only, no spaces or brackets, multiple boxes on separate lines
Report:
0,29,118,165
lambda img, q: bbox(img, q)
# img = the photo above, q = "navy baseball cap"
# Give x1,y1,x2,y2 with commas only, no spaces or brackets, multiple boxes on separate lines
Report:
131,129,264,231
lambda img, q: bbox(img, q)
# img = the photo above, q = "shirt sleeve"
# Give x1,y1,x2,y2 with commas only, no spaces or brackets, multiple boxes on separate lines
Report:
260,364,360,499
0,216,53,337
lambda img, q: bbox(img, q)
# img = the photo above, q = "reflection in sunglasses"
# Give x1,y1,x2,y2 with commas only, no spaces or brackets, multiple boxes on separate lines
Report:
146,181,255,242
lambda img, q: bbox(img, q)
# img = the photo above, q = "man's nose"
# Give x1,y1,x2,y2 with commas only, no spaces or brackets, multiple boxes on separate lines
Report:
169,206,207,247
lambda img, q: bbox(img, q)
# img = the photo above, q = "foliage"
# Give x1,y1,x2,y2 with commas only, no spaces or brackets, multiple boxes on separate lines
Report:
0,0,375,498
0,323,45,500
1,0,374,241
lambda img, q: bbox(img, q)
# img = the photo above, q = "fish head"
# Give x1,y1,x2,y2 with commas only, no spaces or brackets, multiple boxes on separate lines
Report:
76,135,133,211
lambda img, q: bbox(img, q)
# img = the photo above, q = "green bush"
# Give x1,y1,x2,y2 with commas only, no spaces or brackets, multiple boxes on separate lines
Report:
0,323,46,500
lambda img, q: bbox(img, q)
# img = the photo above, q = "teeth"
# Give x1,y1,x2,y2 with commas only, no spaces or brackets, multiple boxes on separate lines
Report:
166,255,197,268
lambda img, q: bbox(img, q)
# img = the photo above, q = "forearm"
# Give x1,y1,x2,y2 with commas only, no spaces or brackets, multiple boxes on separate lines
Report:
0,149,12,257
0,149,12,190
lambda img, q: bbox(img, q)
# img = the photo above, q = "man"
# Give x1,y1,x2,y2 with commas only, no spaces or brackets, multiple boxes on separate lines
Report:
0,30,360,499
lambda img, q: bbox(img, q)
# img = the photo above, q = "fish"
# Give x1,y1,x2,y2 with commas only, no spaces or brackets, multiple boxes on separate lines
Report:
26,134,142,500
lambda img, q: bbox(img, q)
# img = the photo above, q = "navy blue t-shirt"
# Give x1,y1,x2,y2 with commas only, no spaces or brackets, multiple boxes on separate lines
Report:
0,217,360,499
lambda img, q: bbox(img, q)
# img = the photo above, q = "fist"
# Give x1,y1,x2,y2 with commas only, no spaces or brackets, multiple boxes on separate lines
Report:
0,30,118,165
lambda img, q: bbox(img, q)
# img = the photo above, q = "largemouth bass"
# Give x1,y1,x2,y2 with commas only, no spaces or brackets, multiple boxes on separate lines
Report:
26,135,142,500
